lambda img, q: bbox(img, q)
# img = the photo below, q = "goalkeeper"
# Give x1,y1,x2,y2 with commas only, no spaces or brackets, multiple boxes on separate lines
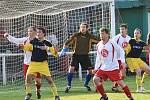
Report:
59,22,100,93
4,26,42,99
23,27,60,100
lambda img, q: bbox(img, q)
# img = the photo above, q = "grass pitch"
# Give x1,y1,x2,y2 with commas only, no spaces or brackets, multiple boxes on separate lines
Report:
0,76,150,100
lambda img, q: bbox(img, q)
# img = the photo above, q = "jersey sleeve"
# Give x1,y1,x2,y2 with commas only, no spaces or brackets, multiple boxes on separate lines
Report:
112,35,119,43
89,33,100,44
128,35,131,40
94,51,101,70
129,38,134,44
23,43,33,51
94,43,102,70
49,46,58,57
7,35,27,45
44,40,53,47
64,33,77,46
44,40,58,57
124,44,131,56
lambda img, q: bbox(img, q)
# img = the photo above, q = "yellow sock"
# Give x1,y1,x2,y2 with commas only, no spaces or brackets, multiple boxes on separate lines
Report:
50,83,58,96
141,72,149,86
26,85,31,95
136,75,142,89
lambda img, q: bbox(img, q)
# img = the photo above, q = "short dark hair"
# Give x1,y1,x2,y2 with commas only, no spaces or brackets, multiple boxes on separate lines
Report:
37,27,46,36
120,24,128,29
80,22,89,29
99,27,110,34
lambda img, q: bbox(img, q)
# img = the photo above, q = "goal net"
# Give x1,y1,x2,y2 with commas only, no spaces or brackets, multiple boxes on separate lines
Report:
0,0,115,92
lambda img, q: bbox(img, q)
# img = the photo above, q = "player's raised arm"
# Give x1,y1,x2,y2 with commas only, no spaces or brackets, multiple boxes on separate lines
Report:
4,33,27,45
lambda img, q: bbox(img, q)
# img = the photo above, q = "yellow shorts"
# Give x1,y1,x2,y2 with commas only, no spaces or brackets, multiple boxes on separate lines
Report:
27,61,51,76
126,58,146,72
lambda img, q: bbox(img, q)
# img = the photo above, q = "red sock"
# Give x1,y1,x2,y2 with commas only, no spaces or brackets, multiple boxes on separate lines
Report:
36,84,41,90
123,85,132,98
96,85,106,97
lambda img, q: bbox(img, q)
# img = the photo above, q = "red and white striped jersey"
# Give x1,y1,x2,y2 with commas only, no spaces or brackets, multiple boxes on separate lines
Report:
7,35,32,65
113,34,131,49
95,39,125,71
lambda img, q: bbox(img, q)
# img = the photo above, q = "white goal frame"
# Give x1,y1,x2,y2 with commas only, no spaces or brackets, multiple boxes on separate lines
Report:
0,0,116,85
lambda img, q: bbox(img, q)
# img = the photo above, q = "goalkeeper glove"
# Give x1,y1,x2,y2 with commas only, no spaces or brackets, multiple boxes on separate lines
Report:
59,47,68,57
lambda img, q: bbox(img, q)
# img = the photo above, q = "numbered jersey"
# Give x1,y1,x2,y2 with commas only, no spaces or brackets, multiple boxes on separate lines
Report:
113,34,131,49
95,40,125,71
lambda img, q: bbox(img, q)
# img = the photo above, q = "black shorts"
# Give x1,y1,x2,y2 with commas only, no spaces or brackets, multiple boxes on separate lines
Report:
71,54,93,71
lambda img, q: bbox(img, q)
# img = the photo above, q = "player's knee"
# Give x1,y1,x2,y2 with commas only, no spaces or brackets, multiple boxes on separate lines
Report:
46,76,53,84
35,78,41,84
25,83,31,87
117,80,126,88
135,68,142,75
122,74,126,79
121,72,126,79
48,80,53,85
93,76,101,85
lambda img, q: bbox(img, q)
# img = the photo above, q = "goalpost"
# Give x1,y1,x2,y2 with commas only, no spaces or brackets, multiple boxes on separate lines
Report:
0,0,115,92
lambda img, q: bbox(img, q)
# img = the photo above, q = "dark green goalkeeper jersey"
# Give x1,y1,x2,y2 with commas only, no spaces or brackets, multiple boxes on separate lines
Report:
64,32,100,55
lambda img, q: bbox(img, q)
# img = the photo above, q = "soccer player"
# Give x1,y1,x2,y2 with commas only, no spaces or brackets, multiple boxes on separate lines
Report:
23,27,60,100
93,27,134,100
60,22,100,93
112,24,131,91
126,28,150,93
4,26,42,99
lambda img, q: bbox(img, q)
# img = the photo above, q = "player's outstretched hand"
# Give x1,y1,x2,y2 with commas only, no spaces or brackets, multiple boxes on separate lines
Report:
59,47,68,57
4,33,9,38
